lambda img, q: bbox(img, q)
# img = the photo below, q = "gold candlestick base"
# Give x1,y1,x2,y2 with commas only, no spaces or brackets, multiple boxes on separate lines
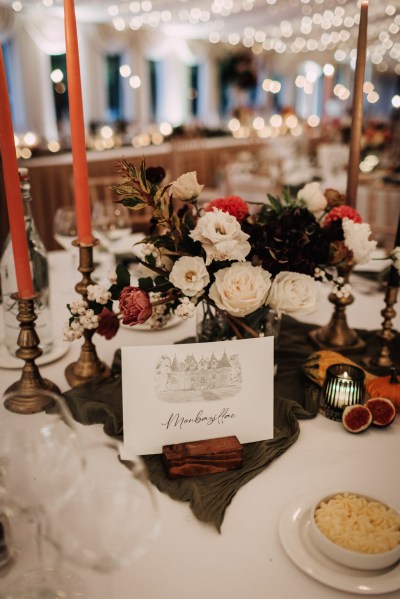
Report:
4,293,61,414
309,265,365,353
65,239,110,388
363,286,398,373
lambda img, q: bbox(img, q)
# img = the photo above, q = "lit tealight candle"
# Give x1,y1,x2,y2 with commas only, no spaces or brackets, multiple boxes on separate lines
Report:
321,364,365,421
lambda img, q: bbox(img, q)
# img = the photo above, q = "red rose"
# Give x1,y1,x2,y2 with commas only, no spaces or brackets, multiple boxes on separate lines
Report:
119,286,152,326
205,195,249,223
324,205,362,226
97,307,120,340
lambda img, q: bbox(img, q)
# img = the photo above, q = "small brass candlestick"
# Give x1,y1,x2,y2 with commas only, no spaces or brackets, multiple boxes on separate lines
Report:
309,265,365,353
65,239,110,388
4,293,61,414
364,286,398,372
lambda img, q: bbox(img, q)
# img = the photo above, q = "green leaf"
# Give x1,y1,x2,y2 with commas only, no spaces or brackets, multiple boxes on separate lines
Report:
154,275,171,288
91,302,104,315
266,194,283,213
108,283,123,301
116,263,131,286
121,197,148,210
138,276,154,290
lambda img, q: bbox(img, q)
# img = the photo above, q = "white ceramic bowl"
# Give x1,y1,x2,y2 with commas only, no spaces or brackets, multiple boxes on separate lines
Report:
309,492,400,571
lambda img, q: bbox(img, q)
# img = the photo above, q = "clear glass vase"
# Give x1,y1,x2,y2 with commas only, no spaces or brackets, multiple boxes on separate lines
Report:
196,302,281,344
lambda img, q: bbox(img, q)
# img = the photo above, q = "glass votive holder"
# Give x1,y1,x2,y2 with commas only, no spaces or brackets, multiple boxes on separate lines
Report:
320,363,365,421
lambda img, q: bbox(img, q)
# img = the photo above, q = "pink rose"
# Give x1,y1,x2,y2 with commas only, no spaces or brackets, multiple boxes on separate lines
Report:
119,286,152,326
97,307,120,340
324,205,362,225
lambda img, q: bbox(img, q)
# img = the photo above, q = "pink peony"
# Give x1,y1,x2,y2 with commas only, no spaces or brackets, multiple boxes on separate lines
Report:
97,307,120,340
205,195,249,223
324,205,362,226
119,286,152,326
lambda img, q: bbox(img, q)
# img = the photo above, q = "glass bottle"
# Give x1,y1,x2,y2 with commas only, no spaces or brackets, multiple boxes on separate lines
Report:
1,168,54,356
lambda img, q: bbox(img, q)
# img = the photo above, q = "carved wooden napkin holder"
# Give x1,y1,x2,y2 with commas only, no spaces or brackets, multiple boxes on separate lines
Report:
162,436,243,478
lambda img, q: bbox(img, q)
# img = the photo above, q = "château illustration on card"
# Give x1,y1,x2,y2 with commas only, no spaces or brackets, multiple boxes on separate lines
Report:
121,335,274,456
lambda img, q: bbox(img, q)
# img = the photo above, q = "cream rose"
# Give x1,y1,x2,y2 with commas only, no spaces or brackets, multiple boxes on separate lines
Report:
342,217,377,265
170,172,204,201
169,256,210,297
267,271,318,317
209,262,272,317
391,247,400,273
189,208,250,265
297,182,327,215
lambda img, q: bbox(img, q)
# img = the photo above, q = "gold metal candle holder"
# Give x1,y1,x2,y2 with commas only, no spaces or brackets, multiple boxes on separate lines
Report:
4,293,61,414
364,286,398,372
309,266,365,353
65,239,110,388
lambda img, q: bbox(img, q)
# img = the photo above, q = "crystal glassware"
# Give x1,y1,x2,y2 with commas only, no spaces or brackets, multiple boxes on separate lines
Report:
1,168,54,356
0,389,85,597
46,438,159,597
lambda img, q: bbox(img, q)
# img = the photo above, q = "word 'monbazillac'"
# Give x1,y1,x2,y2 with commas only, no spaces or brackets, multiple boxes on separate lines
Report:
162,408,236,430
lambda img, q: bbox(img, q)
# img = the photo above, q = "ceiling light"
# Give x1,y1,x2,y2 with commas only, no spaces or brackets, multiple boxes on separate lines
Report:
323,64,334,76
119,65,131,78
129,75,141,89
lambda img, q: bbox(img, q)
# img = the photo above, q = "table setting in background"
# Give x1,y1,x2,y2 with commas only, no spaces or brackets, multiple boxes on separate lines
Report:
1,1,400,598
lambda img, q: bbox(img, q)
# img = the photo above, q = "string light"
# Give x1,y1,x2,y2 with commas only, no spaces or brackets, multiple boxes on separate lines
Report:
14,0,400,83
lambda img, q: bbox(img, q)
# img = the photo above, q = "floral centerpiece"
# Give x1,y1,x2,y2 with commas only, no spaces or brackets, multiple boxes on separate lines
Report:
63,162,380,345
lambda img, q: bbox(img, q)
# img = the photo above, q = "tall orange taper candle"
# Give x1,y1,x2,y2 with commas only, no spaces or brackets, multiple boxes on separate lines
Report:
346,1,368,208
0,46,34,298
64,0,93,244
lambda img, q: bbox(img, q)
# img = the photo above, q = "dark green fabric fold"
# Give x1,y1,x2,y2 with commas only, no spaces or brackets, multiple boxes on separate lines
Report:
63,316,352,531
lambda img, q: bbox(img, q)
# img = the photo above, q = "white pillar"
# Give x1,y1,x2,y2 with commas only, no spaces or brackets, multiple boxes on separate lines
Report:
133,46,151,126
121,46,137,124
198,55,219,126
80,27,107,126
156,53,189,126
13,28,58,140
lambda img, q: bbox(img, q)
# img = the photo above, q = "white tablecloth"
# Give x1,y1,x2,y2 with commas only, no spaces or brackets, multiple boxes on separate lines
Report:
0,252,399,599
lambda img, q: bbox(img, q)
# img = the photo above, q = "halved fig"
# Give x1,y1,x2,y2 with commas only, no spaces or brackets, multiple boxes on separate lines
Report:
342,404,372,433
365,397,396,427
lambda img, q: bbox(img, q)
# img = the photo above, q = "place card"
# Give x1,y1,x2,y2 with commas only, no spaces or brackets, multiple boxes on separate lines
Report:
120,336,274,457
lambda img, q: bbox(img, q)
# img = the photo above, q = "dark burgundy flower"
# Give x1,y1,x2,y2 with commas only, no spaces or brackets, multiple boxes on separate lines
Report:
205,196,249,223
119,286,152,326
97,308,120,340
244,206,330,276
146,166,166,184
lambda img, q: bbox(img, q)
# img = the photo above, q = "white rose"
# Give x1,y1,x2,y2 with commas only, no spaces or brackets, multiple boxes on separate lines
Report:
267,271,318,317
170,171,204,201
189,208,250,265
297,182,327,215
169,256,210,297
342,217,377,265
391,247,400,272
209,262,272,317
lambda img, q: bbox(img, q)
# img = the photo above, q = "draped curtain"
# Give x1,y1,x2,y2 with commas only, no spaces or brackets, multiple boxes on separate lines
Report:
1,6,218,138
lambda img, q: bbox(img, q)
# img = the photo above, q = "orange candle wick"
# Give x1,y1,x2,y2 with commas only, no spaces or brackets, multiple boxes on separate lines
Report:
0,46,34,299
64,0,93,245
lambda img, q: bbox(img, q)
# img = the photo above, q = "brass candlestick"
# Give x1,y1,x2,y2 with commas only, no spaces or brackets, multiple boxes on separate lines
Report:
65,239,110,388
364,286,398,372
4,293,61,414
309,265,366,352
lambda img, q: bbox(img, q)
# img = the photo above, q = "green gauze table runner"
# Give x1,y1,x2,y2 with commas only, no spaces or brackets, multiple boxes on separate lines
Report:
63,316,343,531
